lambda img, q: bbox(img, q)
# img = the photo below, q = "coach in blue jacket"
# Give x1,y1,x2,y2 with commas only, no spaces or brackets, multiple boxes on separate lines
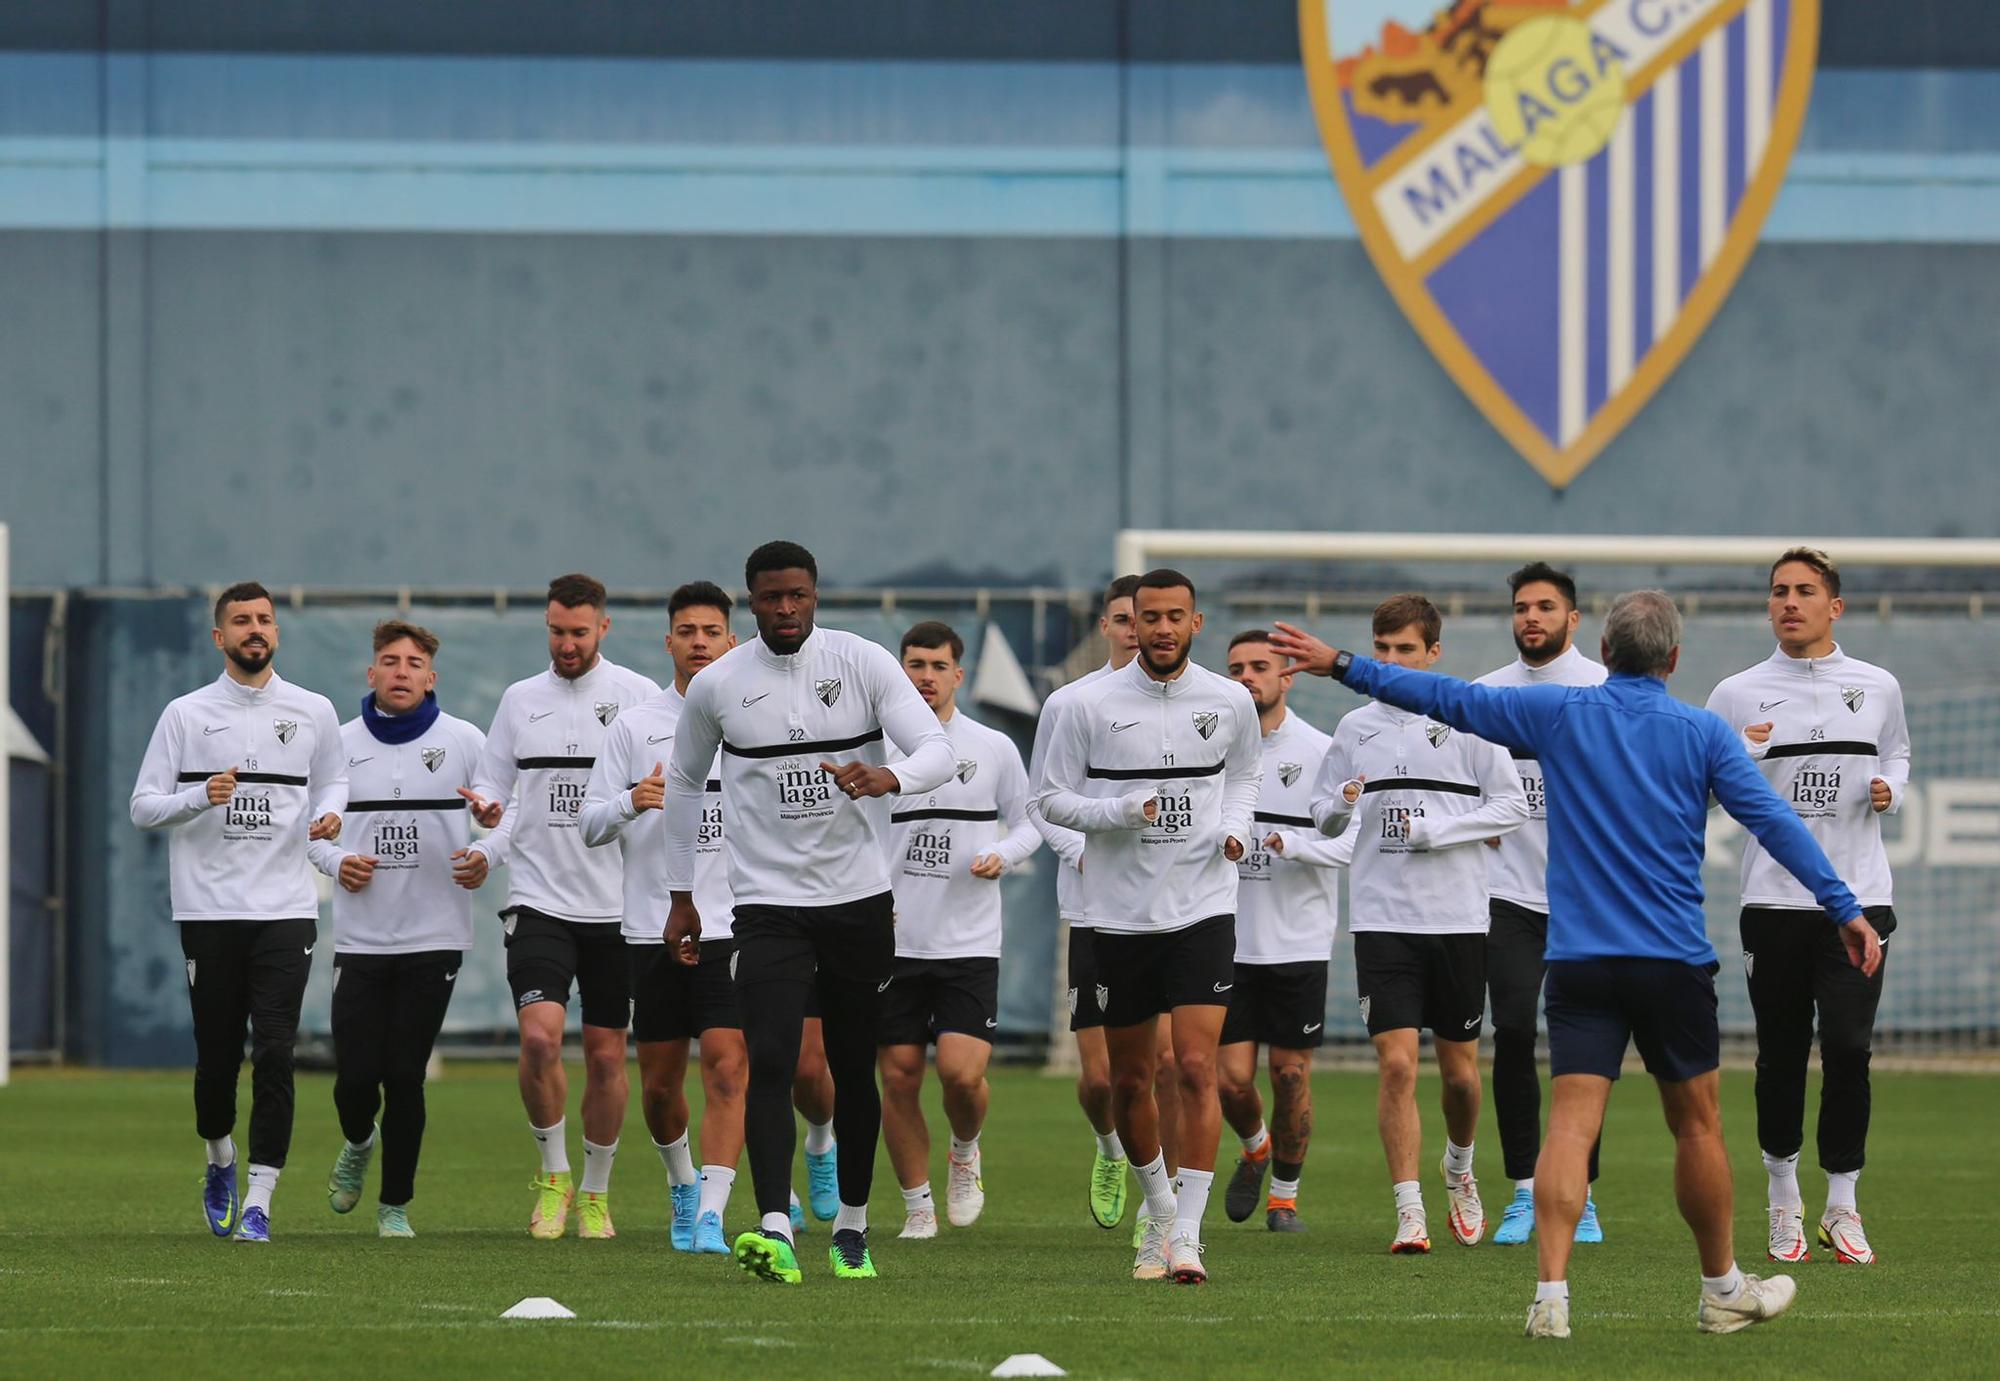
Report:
1270,589,1882,1342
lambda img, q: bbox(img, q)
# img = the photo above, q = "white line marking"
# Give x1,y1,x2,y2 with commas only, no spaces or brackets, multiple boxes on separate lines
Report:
1607,109,1637,389
1651,73,1681,341
1559,161,1588,445
1699,24,1728,265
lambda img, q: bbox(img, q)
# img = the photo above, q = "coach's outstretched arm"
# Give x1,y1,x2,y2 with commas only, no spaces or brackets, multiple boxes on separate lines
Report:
1704,714,1883,976
1268,622,1564,754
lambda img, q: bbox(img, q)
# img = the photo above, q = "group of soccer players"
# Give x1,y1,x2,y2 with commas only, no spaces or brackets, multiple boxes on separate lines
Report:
130,541,1906,1300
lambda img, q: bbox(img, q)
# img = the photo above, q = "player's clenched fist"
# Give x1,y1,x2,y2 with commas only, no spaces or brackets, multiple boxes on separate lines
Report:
631,761,666,813
338,854,378,892
206,766,239,806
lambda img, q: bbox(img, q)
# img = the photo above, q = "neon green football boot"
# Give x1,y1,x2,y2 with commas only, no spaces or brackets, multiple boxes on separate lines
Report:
734,1229,804,1284
1089,1147,1129,1229
829,1228,879,1279
529,1171,574,1240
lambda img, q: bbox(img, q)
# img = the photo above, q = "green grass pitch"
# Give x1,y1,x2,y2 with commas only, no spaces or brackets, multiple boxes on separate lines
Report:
2,1061,1994,1377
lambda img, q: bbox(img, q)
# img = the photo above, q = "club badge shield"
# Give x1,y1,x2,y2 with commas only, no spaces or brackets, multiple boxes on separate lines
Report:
1301,0,1818,485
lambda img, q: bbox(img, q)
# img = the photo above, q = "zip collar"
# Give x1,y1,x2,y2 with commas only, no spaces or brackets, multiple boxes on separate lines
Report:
1117,654,1197,699
545,656,618,692
1765,642,1847,677
1511,644,1589,683
752,626,823,672
215,669,284,705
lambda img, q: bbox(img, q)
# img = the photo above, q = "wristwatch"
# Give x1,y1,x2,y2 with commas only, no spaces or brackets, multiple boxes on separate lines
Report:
1330,649,1354,682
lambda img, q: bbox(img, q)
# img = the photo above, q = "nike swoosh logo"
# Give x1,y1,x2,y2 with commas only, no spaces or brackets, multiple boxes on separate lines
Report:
1358,731,1381,744
304,946,314,956
1110,721,1139,733
984,1018,997,1028
444,969,459,981
742,693,772,708
347,756,372,767
1464,1017,1478,1029
647,734,672,744
528,711,554,722
203,725,229,736
1212,982,1233,993
1303,1022,1322,1033
1759,700,1789,712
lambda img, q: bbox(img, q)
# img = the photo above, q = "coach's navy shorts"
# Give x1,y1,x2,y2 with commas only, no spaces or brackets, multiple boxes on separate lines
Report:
1544,957,1721,1083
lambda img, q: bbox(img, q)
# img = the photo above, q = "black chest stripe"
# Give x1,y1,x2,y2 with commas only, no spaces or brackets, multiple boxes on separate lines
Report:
1086,761,1224,782
891,807,1001,824
1360,777,1481,797
722,728,884,760
1253,810,1314,827
1763,741,1877,761
517,756,596,769
178,771,308,786
345,798,467,812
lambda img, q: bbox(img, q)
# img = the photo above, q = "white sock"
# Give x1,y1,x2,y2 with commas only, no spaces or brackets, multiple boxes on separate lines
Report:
655,1133,697,1186
1702,1264,1745,1301
1536,1278,1569,1303
1826,1169,1859,1213
1444,1140,1475,1180
804,1119,836,1155
1763,1150,1802,1208
347,1126,377,1153
697,1165,735,1220
244,1164,280,1214
205,1136,236,1168
1094,1130,1126,1160
834,1201,868,1234
1172,1168,1215,1246
531,1119,569,1175
1270,1175,1300,1202
1242,1124,1270,1155
580,1138,618,1195
1516,1177,1535,1195
949,1134,979,1161
1393,1179,1424,1214
761,1210,794,1242
1134,1152,1177,1223
902,1182,934,1214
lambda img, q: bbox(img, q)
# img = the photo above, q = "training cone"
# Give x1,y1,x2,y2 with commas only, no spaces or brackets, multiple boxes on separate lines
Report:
992,1356,1066,1378
501,1297,576,1320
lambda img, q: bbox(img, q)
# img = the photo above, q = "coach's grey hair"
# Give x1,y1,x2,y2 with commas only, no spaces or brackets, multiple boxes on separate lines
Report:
1602,589,1682,676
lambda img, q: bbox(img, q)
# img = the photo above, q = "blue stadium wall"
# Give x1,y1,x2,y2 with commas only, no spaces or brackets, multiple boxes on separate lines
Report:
3,0,1997,594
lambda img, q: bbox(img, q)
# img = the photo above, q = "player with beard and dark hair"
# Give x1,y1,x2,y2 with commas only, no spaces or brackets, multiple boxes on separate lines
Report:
662,541,955,1284
1038,570,1262,1284
131,581,347,1243
1477,563,1609,1248
468,573,661,1241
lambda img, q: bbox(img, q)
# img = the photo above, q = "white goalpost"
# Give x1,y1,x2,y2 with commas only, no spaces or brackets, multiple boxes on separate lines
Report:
1114,530,2000,579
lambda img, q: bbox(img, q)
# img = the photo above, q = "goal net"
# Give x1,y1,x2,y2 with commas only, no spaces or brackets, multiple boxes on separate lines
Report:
1081,529,2000,1060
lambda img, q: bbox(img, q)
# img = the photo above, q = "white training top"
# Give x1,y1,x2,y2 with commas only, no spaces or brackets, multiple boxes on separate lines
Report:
886,709,1041,959
1233,708,1342,964
1705,644,1911,910
1037,657,1263,934
1026,660,1115,924
1311,699,1528,935
130,671,348,922
663,627,956,909
580,685,733,944
308,708,491,954
471,656,662,924
1475,645,1609,912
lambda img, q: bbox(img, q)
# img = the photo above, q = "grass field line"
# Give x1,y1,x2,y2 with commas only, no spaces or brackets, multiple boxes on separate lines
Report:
6,1306,1996,1339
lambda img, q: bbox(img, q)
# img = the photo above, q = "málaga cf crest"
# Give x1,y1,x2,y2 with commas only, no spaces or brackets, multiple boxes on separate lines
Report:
1302,0,1817,485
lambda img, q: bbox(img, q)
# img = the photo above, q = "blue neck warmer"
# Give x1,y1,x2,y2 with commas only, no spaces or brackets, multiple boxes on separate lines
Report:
361,691,441,745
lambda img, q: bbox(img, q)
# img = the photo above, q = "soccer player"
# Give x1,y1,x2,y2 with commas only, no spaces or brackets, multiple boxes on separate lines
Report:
1271,591,1882,1339
580,581,743,1254
468,573,660,1240
129,581,346,1243
663,541,955,1284
310,621,495,1238
1311,595,1527,1255
1704,547,1910,1266
1027,574,1185,1236
1038,569,1262,1285
1214,630,1338,1233
879,621,1041,1238
1476,564,1609,1247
